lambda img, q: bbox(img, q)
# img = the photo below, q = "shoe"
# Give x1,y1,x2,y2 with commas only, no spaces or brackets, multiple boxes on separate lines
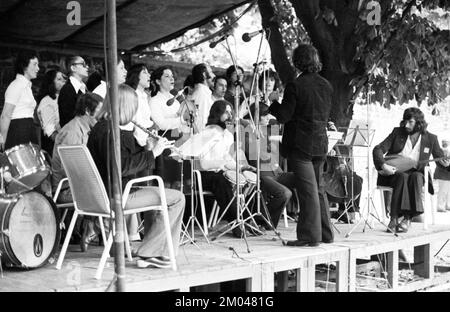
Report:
136,257,172,269
396,218,411,233
386,218,397,233
80,227,98,252
286,240,319,247
322,239,334,244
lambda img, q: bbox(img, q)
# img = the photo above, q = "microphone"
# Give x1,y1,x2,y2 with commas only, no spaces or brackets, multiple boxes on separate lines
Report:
209,34,230,48
242,29,264,42
166,87,187,106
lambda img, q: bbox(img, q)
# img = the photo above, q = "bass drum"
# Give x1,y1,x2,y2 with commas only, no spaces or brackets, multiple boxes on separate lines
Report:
0,192,60,269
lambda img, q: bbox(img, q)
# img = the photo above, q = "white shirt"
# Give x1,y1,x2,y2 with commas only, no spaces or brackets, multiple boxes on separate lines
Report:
198,125,236,172
192,83,213,132
92,81,107,99
399,135,422,166
5,74,36,119
133,88,153,146
149,91,182,131
69,76,86,94
37,95,60,137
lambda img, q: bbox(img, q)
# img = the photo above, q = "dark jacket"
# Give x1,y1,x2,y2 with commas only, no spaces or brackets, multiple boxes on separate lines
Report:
58,80,82,128
373,127,446,193
269,72,333,158
87,120,155,194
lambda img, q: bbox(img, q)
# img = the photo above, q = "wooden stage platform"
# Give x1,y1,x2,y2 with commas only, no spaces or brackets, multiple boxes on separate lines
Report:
1,221,450,292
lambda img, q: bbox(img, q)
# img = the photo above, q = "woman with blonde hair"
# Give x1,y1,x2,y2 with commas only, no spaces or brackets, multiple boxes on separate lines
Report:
87,84,185,268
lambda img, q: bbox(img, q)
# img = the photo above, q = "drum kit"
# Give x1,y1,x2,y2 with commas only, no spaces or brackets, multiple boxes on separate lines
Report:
0,143,59,270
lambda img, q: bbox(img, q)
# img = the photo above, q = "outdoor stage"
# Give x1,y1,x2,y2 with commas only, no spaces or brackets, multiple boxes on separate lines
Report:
1,221,450,292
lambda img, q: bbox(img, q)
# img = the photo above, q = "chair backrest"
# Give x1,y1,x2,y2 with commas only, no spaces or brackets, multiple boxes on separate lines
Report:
58,145,110,215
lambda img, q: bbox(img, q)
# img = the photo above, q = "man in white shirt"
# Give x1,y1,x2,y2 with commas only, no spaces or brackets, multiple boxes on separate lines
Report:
58,56,88,127
373,108,450,233
191,63,215,132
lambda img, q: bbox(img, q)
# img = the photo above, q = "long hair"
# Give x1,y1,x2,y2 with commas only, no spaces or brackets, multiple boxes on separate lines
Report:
400,107,428,134
150,65,173,96
125,63,148,90
37,69,60,103
258,69,281,92
118,84,138,125
225,65,244,85
206,100,232,129
15,50,38,75
292,44,322,73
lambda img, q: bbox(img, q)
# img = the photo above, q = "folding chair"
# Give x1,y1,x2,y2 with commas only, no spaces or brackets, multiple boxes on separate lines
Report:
55,145,176,279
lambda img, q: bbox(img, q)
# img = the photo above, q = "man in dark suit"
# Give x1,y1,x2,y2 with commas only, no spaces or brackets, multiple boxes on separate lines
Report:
268,44,334,247
58,56,88,127
373,107,450,233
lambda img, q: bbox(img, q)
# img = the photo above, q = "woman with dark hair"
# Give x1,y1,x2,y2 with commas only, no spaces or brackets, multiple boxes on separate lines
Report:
373,107,450,232
149,66,188,189
125,63,153,147
224,65,246,105
0,51,40,151
268,44,334,247
36,69,67,155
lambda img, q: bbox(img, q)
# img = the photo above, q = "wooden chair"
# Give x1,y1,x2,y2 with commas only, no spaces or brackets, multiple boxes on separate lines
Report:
55,145,176,279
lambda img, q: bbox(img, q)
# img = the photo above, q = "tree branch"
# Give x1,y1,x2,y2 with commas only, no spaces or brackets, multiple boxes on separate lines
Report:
257,0,296,84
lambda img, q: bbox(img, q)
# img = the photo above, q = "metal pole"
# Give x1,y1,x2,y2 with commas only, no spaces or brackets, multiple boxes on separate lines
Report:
106,0,126,292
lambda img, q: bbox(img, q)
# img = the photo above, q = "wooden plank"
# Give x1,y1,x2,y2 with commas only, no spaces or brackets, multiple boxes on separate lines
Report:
336,254,349,292
414,244,433,279
296,267,309,292
348,251,357,292
387,250,399,290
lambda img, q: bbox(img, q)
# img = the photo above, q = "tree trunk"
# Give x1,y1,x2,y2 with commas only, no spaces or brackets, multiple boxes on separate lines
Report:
289,0,358,128
257,0,296,85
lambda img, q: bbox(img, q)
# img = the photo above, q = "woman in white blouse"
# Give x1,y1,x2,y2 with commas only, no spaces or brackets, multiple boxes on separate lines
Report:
149,66,186,189
36,69,66,155
0,51,40,151
149,66,185,135
125,63,154,147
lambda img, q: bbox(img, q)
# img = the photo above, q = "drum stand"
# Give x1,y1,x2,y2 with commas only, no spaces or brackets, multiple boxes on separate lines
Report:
180,103,209,246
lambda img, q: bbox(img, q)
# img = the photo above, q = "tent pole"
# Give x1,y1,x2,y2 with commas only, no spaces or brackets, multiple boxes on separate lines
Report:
106,0,126,292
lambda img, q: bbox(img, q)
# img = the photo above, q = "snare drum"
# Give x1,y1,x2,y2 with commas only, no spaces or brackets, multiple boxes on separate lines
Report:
4,143,51,194
223,170,246,187
0,191,59,268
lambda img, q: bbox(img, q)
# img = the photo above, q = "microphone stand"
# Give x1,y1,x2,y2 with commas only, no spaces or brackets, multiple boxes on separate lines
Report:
210,36,258,252
179,94,210,245
245,60,285,244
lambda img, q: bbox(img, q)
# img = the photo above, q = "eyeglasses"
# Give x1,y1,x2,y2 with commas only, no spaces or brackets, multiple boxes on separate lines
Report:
72,62,88,67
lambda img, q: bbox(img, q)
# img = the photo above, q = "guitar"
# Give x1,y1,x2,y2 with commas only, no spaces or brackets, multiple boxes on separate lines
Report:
378,154,450,175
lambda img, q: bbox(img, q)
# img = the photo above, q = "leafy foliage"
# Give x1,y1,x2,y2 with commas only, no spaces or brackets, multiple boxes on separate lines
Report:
353,1,450,107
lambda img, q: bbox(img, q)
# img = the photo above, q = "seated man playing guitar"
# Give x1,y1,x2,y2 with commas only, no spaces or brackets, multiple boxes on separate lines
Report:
373,108,450,233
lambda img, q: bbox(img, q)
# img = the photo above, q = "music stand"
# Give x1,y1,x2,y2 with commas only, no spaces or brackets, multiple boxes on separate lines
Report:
342,120,394,237
176,126,217,245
